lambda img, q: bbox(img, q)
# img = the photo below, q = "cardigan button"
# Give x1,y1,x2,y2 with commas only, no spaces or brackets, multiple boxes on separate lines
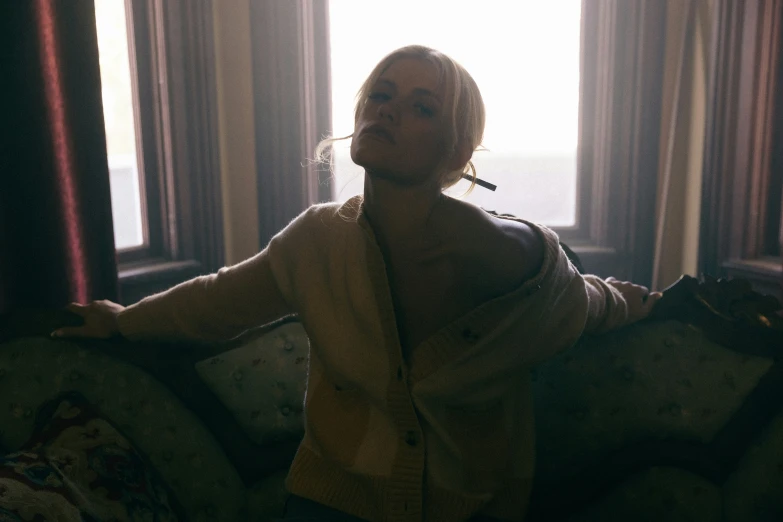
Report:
404,430,418,447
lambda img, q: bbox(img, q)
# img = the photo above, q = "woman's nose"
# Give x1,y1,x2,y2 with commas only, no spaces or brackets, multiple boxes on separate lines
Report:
378,101,397,122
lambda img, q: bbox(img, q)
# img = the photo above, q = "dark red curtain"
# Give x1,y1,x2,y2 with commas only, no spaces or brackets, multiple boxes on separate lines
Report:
0,0,118,314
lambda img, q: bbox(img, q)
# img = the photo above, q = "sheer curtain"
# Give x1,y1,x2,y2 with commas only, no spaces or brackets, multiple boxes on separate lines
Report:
651,0,712,291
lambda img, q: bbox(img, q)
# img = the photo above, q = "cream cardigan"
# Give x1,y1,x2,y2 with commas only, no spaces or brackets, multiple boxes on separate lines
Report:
118,196,629,522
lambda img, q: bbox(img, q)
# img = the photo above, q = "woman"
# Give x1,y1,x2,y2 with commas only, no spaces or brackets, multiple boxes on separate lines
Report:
54,46,660,522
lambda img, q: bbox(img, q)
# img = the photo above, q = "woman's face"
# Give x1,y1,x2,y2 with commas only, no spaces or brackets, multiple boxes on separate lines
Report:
351,58,453,187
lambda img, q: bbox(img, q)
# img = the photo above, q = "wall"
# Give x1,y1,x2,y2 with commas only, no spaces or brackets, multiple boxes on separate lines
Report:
212,0,260,266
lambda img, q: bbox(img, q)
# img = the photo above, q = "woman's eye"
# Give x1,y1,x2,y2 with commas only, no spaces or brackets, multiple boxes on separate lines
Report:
368,92,390,102
414,103,435,117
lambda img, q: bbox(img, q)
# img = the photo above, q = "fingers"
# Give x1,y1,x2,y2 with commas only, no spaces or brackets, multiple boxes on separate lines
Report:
55,303,91,338
604,278,663,323
66,302,88,315
51,326,91,339
645,291,663,309
634,290,663,321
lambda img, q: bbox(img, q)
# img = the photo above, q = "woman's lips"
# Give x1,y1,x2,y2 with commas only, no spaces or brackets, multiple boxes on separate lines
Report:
362,124,395,144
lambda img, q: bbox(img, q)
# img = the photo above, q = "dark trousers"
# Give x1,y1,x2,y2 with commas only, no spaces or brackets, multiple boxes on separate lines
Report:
279,494,369,521
277,494,511,521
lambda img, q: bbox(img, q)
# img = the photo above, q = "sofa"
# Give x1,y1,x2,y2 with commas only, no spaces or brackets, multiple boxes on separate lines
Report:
0,274,780,521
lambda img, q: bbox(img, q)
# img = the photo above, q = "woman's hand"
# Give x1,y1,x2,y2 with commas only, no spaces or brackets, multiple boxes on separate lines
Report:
51,300,126,339
605,277,663,324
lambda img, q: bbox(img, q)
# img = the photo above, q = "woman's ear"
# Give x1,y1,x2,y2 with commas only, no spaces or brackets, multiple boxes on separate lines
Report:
447,142,474,173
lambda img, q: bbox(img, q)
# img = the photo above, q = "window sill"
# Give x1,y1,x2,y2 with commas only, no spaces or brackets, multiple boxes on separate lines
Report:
118,259,205,305
723,257,782,301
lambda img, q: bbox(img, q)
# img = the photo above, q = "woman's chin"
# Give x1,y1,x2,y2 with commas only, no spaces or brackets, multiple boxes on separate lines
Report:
350,150,385,173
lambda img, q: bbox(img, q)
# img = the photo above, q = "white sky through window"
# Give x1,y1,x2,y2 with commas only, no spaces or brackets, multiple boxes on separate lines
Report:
328,0,582,225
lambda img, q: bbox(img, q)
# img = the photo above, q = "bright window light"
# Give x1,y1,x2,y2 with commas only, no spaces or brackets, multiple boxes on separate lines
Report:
328,0,581,226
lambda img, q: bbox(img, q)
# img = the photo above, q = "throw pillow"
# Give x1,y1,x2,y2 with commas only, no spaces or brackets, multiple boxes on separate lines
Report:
0,390,185,521
195,321,309,445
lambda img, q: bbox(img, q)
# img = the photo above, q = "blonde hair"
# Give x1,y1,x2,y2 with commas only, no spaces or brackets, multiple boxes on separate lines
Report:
315,45,486,193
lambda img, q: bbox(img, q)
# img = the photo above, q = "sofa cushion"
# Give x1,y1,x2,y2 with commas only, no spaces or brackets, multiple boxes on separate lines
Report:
566,466,722,522
194,322,309,445
723,409,783,522
0,390,183,521
528,313,782,522
0,337,246,522
246,469,289,522
532,319,774,485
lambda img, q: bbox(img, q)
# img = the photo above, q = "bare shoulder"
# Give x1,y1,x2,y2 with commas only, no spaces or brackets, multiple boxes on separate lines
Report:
442,199,545,291
489,212,545,281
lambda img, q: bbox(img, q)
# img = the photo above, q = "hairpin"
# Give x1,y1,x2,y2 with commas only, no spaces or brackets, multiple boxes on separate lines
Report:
461,173,497,191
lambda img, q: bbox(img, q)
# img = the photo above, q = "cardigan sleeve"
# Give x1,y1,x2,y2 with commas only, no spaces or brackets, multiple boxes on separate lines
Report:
582,275,630,334
514,223,631,364
116,206,326,342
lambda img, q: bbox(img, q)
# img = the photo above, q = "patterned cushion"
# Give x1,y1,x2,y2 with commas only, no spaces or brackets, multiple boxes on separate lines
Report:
0,337,246,522
0,391,183,521
194,322,309,445
533,319,773,484
529,317,782,522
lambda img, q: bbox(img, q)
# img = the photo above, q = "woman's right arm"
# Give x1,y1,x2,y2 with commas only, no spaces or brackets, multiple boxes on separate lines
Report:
52,248,294,343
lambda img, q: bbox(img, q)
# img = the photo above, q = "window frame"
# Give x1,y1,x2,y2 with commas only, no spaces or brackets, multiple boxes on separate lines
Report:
114,0,223,304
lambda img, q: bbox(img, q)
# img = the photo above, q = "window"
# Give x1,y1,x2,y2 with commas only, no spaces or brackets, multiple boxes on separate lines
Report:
249,1,668,284
328,0,581,227
94,0,144,250
93,0,223,303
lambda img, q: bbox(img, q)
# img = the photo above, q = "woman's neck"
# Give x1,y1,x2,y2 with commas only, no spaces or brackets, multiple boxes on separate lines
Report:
361,173,446,249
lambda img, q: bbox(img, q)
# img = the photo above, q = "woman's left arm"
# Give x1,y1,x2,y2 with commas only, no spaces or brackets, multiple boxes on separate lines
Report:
583,275,662,334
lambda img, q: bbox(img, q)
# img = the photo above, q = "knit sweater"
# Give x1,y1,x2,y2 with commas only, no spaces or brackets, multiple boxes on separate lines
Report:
117,196,630,522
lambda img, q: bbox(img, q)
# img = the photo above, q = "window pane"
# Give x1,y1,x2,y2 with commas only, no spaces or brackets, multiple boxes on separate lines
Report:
94,0,145,249
328,0,581,226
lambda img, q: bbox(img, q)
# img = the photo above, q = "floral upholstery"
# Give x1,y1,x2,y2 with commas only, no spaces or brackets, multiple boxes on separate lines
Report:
1,275,780,521
194,322,309,445
0,391,183,521
195,313,783,522
527,317,783,521
0,337,246,522
533,319,773,483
